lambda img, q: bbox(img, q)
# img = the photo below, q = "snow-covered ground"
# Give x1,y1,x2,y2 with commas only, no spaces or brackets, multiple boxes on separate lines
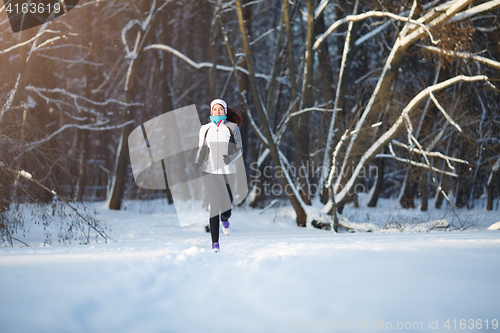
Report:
1,197,499,333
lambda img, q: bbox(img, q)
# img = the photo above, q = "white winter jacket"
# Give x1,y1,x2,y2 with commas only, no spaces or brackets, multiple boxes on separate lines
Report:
195,120,243,174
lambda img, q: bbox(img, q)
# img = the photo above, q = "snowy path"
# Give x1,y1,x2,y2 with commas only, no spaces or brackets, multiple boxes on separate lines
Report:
1,201,500,333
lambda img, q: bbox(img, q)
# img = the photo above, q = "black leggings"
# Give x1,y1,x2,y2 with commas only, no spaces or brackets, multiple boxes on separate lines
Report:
202,172,234,243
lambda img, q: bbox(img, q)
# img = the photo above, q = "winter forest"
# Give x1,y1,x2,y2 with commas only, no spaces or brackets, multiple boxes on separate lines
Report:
2,0,500,242
1,0,500,332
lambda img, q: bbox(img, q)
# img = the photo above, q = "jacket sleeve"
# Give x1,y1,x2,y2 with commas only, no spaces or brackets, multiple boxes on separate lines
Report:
227,123,243,164
194,125,209,166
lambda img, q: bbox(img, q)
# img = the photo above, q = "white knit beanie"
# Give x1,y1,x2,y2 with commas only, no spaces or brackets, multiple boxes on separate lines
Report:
210,99,227,115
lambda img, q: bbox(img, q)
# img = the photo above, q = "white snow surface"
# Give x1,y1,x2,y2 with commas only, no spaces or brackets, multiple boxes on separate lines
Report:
1,197,500,333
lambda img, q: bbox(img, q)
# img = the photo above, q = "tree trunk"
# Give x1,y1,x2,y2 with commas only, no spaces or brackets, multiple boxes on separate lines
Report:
455,140,472,209
400,171,417,209
265,3,285,123
249,149,272,208
486,157,500,211
367,155,385,207
74,129,89,202
420,171,428,211
108,1,164,209
208,0,220,101
109,13,148,209
487,172,496,211
296,0,315,206
108,90,135,210
314,0,337,204
320,0,360,205
235,0,307,225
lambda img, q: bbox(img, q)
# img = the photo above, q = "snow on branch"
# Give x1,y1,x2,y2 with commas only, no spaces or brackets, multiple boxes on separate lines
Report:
144,44,271,82
409,0,461,28
376,143,458,177
493,157,500,172
391,139,469,170
487,156,500,186
0,25,60,120
288,106,336,117
334,74,492,204
257,148,270,168
354,0,444,46
418,44,500,70
410,134,463,211
121,0,157,60
314,0,331,19
0,164,109,243
314,11,439,51
36,53,104,66
23,121,135,152
33,36,62,52
449,0,500,23
219,0,266,14
247,113,268,147
275,97,300,145
250,27,276,46
401,0,473,47
277,149,308,211
326,129,351,189
429,92,462,133
355,20,391,46
124,31,141,91
0,30,61,55
0,73,20,122
25,86,143,107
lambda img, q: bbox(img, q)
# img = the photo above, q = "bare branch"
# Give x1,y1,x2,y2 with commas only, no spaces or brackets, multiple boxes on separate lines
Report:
314,0,331,19
275,97,300,145
289,106,336,117
320,0,358,193
354,0,444,46
391,139,469,169
449,0,500,23
334,74,491,204
144,44,271,82
277,149,308,209
33,36,62,52
23,121,135,152
241,95,269,146
429,92,462,133
401,0,474,47
375,143,458,177
0,164,108,242
419,44,500,70
326,130,351,189
25,86,142,107
410,135,461,214
314,11,440,51
0,74,20,122
0,30,62,55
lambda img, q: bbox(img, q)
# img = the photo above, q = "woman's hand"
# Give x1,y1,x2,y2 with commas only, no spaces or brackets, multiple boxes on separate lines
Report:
223,155,231,165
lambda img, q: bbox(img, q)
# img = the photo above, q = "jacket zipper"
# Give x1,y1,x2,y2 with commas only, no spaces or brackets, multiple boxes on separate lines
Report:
217,121,220,174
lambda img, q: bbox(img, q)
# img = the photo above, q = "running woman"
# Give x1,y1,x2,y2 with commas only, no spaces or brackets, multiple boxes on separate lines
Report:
193,99,243,253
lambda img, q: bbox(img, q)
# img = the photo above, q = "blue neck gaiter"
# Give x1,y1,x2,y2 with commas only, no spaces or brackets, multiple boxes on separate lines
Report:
210,115,227,126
